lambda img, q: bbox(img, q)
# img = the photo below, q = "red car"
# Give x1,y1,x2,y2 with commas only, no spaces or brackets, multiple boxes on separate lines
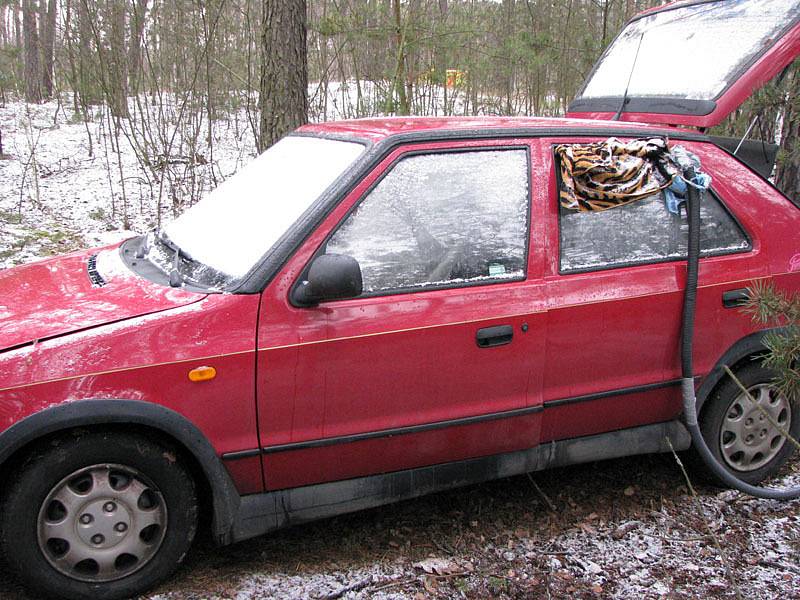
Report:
1,2,799,598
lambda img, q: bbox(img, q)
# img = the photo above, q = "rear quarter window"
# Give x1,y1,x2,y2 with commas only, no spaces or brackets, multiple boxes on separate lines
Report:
558,184,750,273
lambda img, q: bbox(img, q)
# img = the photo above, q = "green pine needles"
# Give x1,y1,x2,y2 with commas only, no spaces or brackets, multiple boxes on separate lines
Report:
744,281,800,402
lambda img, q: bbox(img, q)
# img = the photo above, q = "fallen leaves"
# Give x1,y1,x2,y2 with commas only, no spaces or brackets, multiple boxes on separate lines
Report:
413,557,461,576
612,521,639,540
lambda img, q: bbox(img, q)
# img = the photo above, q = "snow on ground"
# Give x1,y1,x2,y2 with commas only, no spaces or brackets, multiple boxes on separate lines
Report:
138,458,798,600
1,93,800,599
0,81,539,271
0,95,257,268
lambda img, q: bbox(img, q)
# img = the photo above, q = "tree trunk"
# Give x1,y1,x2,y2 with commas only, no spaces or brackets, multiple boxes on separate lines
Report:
128,0,149,94
13,0,21,48
435,0,447,115
775,66,799,203
108,0,128,117
259,0,308,151
503,0,515,115
391,0,408,115
625,0,634,21
601,0,612,48
77,0,99,107
41,0,56,98
23,0,41,103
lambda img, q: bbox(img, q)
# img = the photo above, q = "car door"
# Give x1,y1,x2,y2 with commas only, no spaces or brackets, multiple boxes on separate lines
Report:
255,139,548,490
537,137,757,443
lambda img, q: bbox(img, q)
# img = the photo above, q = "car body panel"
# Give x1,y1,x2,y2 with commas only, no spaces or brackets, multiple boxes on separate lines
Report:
0,245,204,352
255,139,547,490
295,116,697,142
0,291,263,493
539,138,790,441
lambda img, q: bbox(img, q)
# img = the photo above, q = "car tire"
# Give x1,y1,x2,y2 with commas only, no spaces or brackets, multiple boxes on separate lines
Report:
0,430,198,600
693,362,799,487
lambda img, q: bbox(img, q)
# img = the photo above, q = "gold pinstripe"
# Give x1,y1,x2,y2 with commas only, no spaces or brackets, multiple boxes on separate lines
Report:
0,273,784,394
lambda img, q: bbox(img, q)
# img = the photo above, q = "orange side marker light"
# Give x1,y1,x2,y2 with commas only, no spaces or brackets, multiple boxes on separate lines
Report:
188,366,217,382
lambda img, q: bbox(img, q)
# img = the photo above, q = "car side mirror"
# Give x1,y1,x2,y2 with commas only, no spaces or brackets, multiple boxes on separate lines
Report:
292,254,363,306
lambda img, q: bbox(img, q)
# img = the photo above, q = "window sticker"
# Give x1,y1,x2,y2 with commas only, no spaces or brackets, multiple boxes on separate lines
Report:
488,263,507,277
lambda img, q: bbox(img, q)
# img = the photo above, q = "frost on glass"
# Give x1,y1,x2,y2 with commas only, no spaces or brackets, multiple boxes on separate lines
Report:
327,150,529,293
579,0,800,101
559,193,750,272
164,136,364,280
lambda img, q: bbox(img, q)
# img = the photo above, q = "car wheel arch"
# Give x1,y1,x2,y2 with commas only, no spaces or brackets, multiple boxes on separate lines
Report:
0,399,241,545
695,327,786,415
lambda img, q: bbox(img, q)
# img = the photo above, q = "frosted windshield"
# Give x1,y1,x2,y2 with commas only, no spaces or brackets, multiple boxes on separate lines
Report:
163,136,364,279
579,0,800,101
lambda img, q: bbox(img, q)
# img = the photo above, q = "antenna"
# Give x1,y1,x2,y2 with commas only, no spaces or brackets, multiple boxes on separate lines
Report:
613,32,644,121
733,115,758,156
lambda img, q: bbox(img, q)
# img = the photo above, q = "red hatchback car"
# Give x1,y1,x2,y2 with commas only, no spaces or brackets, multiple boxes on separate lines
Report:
2,2,800,598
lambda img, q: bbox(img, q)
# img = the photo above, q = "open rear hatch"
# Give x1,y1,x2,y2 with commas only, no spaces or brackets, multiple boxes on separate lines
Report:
567,0,800,129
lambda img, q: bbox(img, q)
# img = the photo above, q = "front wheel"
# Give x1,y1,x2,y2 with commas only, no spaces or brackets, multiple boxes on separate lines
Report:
0,431,198,600
695,363,799,487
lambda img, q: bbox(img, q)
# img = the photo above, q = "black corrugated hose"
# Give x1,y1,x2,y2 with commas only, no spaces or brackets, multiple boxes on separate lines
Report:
681,168,800,499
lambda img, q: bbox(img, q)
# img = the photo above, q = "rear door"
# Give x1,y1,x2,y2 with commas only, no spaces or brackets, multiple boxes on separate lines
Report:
538,137,756,442
256,139,548,490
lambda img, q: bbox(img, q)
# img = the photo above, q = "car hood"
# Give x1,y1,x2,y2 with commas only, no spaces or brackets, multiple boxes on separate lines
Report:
0,244,206,352
567,0,800,128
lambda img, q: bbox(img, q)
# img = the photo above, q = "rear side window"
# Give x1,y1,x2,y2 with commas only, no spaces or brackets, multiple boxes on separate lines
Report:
559,190,750,273
326,149,530,294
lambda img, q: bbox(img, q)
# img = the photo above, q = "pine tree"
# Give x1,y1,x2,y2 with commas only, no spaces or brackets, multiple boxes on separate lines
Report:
745,283,800,402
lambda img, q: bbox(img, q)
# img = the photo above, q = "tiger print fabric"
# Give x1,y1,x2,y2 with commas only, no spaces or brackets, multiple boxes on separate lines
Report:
556,137,677,212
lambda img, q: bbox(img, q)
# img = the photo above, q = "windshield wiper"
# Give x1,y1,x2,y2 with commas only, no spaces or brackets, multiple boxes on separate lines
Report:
147,229,231,291
134,233,150,259
613,31,644,121
156,231,186,288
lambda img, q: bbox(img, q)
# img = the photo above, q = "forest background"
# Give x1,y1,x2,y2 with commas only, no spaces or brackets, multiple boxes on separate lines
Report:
0,0,797,263
1,3,800,598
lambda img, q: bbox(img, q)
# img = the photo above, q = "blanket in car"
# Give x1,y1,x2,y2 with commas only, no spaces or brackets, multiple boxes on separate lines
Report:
556,137,678,212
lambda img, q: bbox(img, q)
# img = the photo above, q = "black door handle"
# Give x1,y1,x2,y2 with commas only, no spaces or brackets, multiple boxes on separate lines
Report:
476,325,514,348
722,288,750,309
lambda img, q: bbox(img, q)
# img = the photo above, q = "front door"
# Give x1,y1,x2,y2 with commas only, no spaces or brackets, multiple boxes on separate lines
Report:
256,140,547,490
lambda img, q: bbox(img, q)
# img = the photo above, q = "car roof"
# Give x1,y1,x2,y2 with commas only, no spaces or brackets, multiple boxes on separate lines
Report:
296,115,694,144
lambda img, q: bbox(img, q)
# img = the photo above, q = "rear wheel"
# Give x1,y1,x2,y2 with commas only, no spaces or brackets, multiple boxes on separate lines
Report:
0,431,197,600
696,363,799,486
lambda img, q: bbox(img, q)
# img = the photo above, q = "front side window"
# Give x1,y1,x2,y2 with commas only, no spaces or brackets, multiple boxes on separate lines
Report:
326,149,530,294
559,190,750,273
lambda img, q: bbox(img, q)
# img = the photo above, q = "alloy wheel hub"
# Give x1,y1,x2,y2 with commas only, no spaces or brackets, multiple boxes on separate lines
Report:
720,384,791,472
37,464,167,582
